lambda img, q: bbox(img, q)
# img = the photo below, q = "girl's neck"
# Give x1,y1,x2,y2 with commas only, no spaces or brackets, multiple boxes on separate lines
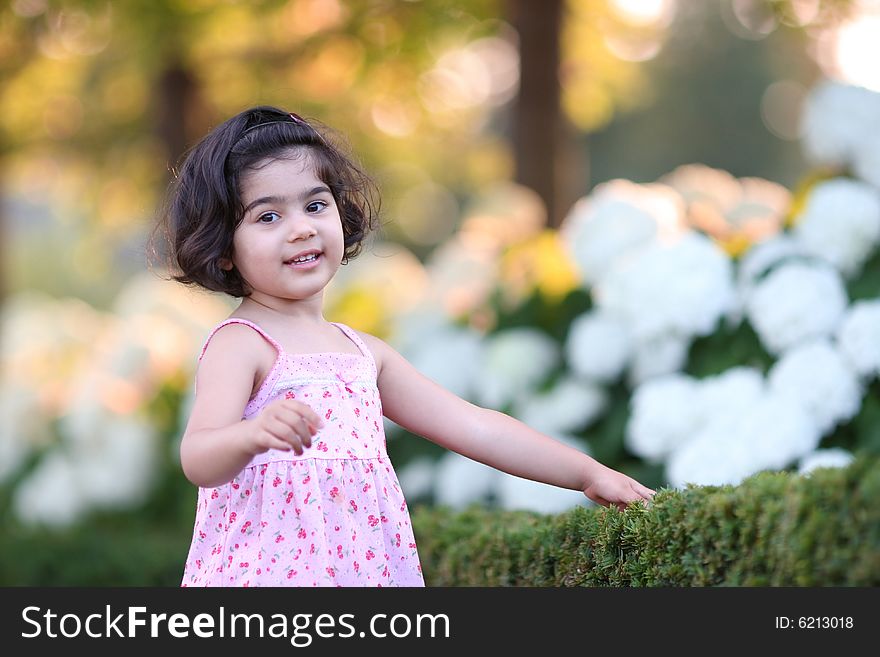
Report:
237,294,325,324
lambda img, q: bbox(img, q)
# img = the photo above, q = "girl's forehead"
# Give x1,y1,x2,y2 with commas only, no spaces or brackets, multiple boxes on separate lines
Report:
240,152,322,192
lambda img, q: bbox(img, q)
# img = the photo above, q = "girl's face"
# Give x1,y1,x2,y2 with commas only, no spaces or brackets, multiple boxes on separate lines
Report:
226,150,345,308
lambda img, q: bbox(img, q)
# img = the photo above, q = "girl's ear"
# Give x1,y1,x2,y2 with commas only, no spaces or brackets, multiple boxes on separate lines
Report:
219,258,233,271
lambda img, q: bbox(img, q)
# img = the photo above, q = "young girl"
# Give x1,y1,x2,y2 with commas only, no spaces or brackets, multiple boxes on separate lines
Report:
160,106,655,587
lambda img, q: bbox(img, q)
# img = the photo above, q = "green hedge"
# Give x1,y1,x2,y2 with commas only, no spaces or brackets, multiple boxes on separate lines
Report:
1,456,877,586
412,455,880,586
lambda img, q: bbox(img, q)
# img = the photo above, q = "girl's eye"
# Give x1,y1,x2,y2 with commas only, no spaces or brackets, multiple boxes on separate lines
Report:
306,200,328,213
257,211,281,223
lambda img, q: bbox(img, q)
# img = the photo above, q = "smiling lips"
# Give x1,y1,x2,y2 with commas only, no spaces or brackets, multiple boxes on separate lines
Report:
285,250,322,268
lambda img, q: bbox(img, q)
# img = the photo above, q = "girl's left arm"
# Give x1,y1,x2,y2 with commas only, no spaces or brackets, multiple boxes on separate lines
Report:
362,333,654,509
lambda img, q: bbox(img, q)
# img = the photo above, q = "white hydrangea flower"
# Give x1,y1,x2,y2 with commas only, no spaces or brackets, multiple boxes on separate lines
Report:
629,366,766,479
564,310,632,383
559,179,685,285
745,261,847,355
732,236,808,323
665,426,756,488
853,131,880,188
12,451,88,528
397,457,437,501
768,339,862,435
434,452,498,509
798,448,855,475
68,415,159,510
793,178,880,278
699,366,766,424
627,333,690,385
404,324,485,399
514,377,608,434
495,434,591,513
625,374,702,463
737,236,807,288
0,386,43,483
597,232,735,342
837,299,880,380
666,392,820,487
800,80,880,167
476,328,559,409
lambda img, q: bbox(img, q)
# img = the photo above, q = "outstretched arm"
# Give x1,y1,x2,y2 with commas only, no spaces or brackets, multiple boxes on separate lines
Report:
363,334,654,510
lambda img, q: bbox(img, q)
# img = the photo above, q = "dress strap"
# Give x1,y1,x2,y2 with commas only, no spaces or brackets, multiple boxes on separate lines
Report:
331,322,378,377
195,319,284,396
198,318,283,362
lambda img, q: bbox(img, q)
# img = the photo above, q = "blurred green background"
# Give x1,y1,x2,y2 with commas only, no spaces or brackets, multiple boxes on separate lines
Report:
2,0,878,585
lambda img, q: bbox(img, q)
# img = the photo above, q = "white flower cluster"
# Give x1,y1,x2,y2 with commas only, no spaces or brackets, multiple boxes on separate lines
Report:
794,179,880,278
624,83,880,485
4,274,230,527
626,334,867,488
396,88,878,502
837,300,880,380
801,80,880,186
737,80,880,360
560,180,738,389
744,259,848,356
560,179,684,285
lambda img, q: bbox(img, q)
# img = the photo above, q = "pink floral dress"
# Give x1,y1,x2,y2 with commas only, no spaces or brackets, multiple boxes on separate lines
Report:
181,319,424,587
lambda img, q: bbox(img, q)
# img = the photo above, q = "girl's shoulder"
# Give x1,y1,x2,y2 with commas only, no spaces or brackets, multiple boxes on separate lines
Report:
193,318,281,398
200,317,281,364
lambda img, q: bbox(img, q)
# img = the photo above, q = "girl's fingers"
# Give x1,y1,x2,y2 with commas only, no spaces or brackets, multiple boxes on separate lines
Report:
282,400,324,430
275,409,316,441
267,438,292,452
258,401,324,455
297,415,313,448
266,418,304,454
636,483,656,498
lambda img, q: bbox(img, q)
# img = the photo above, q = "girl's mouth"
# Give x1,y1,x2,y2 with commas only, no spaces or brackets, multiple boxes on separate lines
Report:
285,251,322,269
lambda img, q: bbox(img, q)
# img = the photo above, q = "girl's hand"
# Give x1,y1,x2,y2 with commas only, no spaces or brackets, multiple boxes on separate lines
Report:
246,398,323,456
583,464,655,511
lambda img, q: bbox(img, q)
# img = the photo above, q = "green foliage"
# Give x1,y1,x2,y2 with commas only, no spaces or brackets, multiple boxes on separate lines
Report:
848,250,880,302
0,517,191,586
685,319,775,378
2,455,875,586
412,455,880,586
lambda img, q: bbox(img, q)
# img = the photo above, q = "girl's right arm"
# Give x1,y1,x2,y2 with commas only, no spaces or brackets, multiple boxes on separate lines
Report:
179,325,323,488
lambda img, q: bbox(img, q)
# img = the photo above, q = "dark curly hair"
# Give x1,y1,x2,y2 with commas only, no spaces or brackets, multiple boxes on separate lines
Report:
153,106,379,297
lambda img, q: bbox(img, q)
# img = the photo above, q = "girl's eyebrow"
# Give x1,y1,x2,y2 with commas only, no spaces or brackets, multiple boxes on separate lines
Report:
243,185,332,215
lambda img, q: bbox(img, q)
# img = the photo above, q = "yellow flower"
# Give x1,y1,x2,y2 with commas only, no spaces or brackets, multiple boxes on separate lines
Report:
785,167,841,229
499,230,580,307
325,285,389,339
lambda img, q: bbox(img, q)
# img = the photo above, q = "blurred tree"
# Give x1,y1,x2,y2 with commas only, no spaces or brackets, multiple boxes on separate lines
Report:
0,0,860,307
508,0,569,227
588,1,858,189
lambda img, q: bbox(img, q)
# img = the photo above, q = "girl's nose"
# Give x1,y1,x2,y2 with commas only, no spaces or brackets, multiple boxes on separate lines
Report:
287,215,317,241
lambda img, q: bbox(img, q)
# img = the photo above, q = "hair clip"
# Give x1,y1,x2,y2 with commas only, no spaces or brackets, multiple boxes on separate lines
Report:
241,111,309,137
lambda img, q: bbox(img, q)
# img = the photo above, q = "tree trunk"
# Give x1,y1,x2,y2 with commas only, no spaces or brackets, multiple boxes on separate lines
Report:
155,62,206,172
508,0,574,228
